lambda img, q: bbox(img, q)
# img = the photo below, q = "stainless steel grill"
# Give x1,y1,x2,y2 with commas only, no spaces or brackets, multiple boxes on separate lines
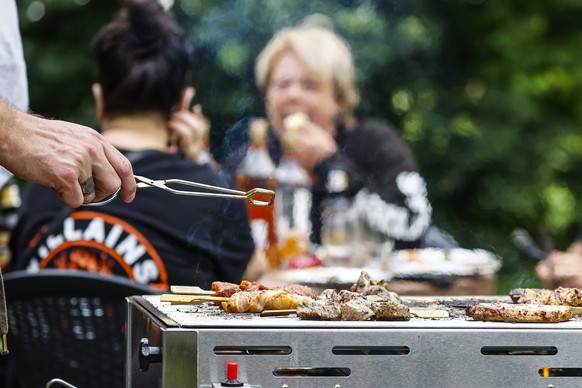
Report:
126,295,582,388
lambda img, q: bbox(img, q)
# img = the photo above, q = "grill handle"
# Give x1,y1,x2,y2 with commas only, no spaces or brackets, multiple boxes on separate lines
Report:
139,338,162,372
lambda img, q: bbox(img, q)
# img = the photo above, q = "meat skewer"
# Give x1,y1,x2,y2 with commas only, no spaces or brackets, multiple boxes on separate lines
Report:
466,302,581,323
160,294,229,304
509,287,582,307
220,289,313,313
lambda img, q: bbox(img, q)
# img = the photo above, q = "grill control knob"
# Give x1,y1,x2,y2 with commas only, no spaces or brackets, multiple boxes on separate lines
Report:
221,362,244,387
138,338,162,372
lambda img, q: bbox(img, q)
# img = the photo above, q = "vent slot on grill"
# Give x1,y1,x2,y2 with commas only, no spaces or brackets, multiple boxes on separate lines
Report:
332,346,410,355
539,368,582,377
273,367,351,377
481,346,557,356
213,346,292,355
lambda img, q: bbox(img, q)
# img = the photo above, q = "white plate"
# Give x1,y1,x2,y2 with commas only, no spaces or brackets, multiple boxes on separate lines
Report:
385,248,502,277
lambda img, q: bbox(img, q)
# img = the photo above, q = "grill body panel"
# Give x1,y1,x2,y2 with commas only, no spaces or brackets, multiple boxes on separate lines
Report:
126,295,582,388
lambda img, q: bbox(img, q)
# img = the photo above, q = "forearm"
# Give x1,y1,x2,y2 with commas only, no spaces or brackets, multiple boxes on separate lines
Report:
0,104,61,184
537,250,582,289
0,98,20,164
567,241,582,255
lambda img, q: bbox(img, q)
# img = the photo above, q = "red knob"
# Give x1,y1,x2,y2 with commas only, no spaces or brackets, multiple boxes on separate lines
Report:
227,362,238,381
221,362,243,387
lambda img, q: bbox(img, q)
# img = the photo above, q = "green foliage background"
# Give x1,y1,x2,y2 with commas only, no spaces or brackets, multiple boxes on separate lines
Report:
17,0,582,292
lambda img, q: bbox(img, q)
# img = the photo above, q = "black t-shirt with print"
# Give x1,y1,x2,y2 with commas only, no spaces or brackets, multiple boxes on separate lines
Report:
9,150,255,290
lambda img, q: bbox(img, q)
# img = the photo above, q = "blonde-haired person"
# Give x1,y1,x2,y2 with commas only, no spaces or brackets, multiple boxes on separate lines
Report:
223,17,451,254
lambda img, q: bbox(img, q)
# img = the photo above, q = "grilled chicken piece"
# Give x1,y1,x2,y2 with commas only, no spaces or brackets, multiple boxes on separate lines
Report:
212,280,317,299
509,287,582,307
466,303,574,323
220,289,313,313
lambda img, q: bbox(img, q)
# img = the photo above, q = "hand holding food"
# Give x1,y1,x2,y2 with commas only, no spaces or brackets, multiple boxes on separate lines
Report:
283,112,337,171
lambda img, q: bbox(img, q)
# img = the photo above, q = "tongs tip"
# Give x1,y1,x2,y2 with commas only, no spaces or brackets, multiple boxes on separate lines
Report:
245,188,275,207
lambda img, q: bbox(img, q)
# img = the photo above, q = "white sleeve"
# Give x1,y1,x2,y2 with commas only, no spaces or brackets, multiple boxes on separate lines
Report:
0,0,29,111
352,171,432,241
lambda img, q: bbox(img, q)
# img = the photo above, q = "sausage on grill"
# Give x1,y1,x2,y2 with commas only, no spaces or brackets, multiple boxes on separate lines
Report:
509,287,582,307
466,303,575,323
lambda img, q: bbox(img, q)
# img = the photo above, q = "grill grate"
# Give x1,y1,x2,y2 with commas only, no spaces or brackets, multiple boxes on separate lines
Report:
140,294,582,329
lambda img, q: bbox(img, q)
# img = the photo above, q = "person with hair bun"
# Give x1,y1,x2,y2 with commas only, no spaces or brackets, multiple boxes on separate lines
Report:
223,17,454,258
8,0,256,290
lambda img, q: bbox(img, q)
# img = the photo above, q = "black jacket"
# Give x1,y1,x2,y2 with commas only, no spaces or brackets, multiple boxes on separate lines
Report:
222,118,433,249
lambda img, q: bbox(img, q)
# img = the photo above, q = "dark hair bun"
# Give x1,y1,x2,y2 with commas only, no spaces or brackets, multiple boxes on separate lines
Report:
93,0,192,117
124,0,172,57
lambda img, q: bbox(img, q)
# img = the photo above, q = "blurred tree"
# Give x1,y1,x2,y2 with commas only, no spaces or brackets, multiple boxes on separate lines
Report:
16,0,582,292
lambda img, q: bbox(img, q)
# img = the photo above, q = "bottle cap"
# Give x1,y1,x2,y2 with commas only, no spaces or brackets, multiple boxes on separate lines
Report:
249,118,269,143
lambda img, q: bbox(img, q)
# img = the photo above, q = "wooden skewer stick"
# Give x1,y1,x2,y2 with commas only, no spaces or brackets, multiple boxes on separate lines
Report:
160,294,229,304
260,309,297,317
170,285,216,295
409,308,449,319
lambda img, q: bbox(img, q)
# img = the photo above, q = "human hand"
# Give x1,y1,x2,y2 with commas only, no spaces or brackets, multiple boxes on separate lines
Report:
536,250,582,289
167,104,210,163
0,101,136,207
283,115,337,171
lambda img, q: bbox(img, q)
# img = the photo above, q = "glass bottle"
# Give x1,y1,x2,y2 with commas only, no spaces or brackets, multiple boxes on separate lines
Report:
235,118,279,268
320,168,357,267
275,124,312,267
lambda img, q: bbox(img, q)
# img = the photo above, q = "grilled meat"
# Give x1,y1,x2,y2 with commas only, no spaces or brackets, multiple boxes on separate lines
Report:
341,298,375,321
370,299,411,321
211,281,241,298
466,303,575,323
296,299,341,320
509,287,582,307
212,280,317,299
220,289,313,313
297,287,410,321
350,271,391,295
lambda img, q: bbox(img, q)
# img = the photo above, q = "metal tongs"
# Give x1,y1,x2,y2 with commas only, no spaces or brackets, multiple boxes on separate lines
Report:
84,175,275,207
